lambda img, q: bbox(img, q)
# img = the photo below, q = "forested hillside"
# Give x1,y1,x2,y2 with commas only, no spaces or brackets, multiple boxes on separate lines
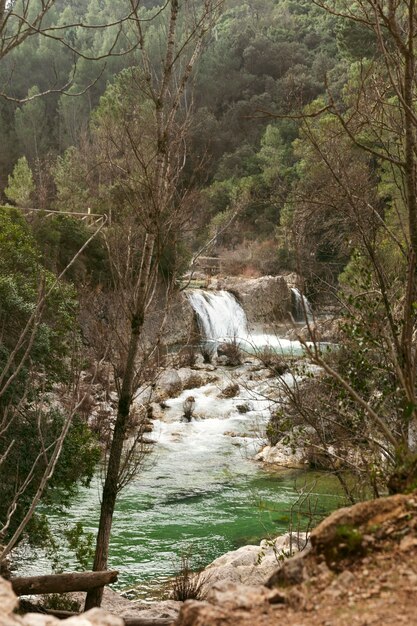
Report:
0,0,354,282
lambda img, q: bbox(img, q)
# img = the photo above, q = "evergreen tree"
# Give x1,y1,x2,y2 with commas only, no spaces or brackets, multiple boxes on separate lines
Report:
5,156,35,208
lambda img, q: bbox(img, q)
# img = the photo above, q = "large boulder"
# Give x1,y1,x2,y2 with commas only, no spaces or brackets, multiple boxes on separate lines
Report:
204,533,308,587
255,443,308,469
153,368,183,400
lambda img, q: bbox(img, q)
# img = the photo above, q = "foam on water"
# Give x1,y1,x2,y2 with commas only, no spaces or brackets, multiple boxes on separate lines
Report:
187,289,307,353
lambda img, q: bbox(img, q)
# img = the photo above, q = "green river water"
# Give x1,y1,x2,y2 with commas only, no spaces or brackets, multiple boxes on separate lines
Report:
18,372,344,601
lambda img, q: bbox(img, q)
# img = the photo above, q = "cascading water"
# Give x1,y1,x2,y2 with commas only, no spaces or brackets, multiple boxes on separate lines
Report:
291,287,313,322
187,290,248,341
187,289,307,355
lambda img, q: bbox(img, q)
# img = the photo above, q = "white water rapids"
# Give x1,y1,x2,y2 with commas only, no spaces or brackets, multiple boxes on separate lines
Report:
186,290,248,341
187,289,307,355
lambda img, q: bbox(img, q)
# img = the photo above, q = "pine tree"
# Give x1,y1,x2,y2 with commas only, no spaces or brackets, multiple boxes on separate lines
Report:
5,156,35,208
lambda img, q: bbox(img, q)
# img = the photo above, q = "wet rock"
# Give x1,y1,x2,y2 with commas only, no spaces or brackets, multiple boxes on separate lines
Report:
177,368,204,390
177,368,217,390
219,383,240,398
221,276,292,324
154,369,183,400
255,444,307,469
148,402,164,420
236,403,251,413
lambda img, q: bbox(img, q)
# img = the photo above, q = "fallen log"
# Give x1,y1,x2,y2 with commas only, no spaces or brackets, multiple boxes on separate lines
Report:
11,570,118,596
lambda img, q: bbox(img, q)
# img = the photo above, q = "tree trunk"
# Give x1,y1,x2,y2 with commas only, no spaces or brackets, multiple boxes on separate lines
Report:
85,235,155,610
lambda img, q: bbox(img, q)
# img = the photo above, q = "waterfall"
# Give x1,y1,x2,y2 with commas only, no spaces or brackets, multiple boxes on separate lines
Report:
291,288,313,322
187,290,248,342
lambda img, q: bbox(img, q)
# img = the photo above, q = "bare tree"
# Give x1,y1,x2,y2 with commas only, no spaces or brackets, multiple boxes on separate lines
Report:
279,1,417,492
84,0,223,609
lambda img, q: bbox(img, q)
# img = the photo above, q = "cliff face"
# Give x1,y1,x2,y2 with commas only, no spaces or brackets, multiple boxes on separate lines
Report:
176,491,417,626
80,274,296,355
218,275,293,325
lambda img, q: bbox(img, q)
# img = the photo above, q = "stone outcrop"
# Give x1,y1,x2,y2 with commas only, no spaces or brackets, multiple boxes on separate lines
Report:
216,276,292,324
203,533,308,588
138,366,219,404
255,443,308,469
175,491,417,626
286,317,341,343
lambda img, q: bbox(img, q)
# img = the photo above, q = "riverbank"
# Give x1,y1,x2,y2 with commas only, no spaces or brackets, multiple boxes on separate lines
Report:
177,489,417,626
4,490,417,625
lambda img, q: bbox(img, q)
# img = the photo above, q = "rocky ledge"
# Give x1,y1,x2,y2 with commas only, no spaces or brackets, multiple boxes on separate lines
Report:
176,490,417,626
202,532,308,587
214,275,293,324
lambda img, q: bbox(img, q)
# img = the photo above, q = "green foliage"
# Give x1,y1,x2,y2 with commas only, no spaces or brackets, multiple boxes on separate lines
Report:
0,207,78,386
53,147,96,213
0,207,101,550
0,412,100,546
14,87,49,163
4,157,35,207
170,551,210,601
62,522,95,570
330,524,364,561
32,213,108,284
158,238,192,281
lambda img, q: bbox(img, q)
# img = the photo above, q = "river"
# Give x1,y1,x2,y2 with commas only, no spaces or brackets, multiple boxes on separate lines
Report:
16,371,343,600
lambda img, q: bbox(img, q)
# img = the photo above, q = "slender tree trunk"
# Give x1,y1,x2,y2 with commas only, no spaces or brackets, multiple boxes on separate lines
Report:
401,0,417,451
85,235,155,610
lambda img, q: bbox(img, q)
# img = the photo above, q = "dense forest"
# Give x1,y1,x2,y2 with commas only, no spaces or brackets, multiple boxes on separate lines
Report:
1,0,417,617
0,0,354,279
